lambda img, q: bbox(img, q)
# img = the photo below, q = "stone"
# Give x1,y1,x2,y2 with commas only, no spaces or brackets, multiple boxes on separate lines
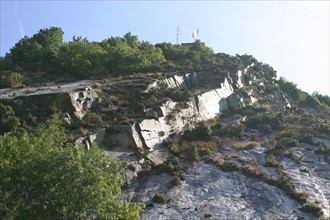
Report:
70,87,98,119
138,162,316,220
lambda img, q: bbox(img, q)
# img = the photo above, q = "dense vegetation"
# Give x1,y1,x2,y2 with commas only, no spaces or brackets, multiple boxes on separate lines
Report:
277,77,330,110
1,26,328,109
0,112,143,219
0,27,261,85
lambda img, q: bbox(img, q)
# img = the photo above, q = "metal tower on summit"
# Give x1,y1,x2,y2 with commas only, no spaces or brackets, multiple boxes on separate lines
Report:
176,26,181,44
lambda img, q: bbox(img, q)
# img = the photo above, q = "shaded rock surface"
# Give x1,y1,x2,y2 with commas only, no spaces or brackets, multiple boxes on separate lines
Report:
0,80,97,119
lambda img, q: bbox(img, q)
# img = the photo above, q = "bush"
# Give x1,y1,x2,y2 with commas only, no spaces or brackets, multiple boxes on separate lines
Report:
257,124,272,134
168,141,181,155
265,154,278,167
219,123,246,138
152,192,168,203
0,103,20,134
169,175,183,187
81,112,105,128
186,145,201,162
280,138,300,148
0,72,24,88
220,161,241,172
298,132,314,144
250,133,260,141
183,121,212,141
300,202,324,217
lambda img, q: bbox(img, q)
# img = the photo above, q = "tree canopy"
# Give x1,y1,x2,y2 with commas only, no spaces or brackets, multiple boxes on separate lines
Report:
0,114,143,219
1,27,255,83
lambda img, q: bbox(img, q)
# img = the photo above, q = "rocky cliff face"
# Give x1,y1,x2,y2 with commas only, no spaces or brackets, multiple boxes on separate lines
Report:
0,80,98,120
1,66,328,219
131,162,316,219
132,67,254,153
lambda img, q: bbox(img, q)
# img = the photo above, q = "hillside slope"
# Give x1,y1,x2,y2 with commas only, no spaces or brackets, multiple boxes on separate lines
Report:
1,63,329,219
0,28,329,219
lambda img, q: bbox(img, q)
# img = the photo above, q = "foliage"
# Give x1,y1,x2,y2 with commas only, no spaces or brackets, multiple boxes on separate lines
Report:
2,26,268,90
81,112,105,128
0,114,143,219
218,123,246,138
155,42,189,69
8,27,64,71
182,121,212,141
151,192,168,203
101,32,165,75
265,154,278,167
244,112,286,133
0,72,24,88
58,39,107,79
300,202,324,217
0,103,20,134
277,77,330,110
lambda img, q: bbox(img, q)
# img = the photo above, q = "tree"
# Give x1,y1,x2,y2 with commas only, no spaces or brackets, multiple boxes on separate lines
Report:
102,35,141,75
0,103,20,134
8,27,64,71
9,36,43,69
58,40,106,79
0,72,24,88
138,41,165,71
0,114,143,219
34,27,64,49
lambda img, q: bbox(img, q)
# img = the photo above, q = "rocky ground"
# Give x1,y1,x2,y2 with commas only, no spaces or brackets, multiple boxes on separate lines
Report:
125,161,317,220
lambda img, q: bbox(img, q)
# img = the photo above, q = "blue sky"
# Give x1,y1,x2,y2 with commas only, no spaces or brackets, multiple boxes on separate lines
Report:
1,1,329,95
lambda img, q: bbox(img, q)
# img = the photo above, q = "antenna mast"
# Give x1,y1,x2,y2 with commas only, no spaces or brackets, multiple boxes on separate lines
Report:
176,26,180,44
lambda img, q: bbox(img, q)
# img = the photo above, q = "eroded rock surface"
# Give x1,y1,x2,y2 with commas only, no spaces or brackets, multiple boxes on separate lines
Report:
134,162,315,220
0,80,98,119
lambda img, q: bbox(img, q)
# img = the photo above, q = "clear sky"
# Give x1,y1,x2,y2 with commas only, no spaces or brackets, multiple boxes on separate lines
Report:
1,1,329,95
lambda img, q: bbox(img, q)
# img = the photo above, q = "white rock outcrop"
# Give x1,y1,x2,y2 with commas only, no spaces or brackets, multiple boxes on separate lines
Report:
133,69,249,152
70,87,98,119
138,162,315,220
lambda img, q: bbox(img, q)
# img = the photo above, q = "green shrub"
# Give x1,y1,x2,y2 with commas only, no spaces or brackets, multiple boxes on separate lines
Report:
204,213,213,218
265,154,278,167
169,175,183,187
220,161,241,172
298,132,314,144
81,112,105,128
155,160,181,175
183,121,212,141
257,124,272,134
219,123,246,138
280,138,300,148
0,103,20,134
250,133,260,141
300,202,324,217
186,145,201,162
0,72,24,88
152,192,168,203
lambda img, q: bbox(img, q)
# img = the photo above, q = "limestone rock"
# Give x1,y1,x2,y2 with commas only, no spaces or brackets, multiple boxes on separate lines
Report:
137,162,315,220
70,87,98,119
